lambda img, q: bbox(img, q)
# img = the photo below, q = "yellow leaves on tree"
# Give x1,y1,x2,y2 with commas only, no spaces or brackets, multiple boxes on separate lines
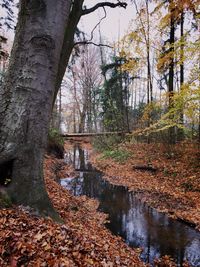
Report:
133,82,200,137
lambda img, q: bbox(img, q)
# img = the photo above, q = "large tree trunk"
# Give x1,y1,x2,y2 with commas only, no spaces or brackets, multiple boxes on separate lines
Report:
0,0,127,218
0,0,72,218
53,0,84,106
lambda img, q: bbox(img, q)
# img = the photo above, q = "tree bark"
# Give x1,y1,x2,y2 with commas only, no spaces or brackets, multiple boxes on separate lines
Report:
0,0,127,218
53,0,84,106
0,0,72,219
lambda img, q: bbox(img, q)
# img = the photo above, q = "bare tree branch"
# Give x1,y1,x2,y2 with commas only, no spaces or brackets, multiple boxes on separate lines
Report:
82,1,127,16
88,7,107,42
73,41,113,49
74,7,113,49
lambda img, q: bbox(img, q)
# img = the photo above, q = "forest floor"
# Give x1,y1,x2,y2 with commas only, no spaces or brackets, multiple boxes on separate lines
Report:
91,140,200,231
0,140,198,266
0,153,147,267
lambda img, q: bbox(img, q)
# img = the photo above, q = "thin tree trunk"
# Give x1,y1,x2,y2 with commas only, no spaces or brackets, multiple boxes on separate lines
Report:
72,70,77,133
92,91,98,132
178,10,185,141
180,11,184,86
168,1,176,144
145,0,153,104
79,111,86,133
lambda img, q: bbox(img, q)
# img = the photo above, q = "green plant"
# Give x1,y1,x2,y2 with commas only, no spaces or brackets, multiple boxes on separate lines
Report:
92,134,124,152
0,188,12,208
48,128,64,146
163,168,169,176
172,172,177,177
101,148,131,163
47,128,64,158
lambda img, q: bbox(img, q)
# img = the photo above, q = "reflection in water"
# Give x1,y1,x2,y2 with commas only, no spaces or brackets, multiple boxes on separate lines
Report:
61,145,200,267
64,144,91,171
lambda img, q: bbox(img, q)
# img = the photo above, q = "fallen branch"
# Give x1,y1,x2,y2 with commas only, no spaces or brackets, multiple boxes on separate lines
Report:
133,165,157,172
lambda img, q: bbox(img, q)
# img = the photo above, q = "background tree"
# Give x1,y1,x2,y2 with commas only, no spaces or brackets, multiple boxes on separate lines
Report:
156,0,199,142
132,0,153,104
108,0,200,141
63,45,102,133
101,55,131,132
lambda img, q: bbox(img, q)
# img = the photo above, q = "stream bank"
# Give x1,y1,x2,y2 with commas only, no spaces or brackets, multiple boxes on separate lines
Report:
60,141,200,267
90,141,200,231
0,152,145,266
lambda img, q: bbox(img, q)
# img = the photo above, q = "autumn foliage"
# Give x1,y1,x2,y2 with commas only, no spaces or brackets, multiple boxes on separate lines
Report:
92,141,200,230
0,155,145,267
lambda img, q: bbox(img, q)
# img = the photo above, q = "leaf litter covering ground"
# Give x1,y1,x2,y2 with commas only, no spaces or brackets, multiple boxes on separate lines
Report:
53,141,194,266
0,155,147,267
91,141,200,230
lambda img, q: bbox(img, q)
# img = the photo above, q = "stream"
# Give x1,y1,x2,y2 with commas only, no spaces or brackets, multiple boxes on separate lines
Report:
60,144,200,267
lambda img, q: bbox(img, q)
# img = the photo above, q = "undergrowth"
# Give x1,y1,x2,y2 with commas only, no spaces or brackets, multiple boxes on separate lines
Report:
92,134,123,152
100,149,131,163
47,128,65,158
93,134,131,163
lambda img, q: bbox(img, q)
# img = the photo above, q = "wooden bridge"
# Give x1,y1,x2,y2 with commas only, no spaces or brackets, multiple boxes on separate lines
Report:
62,132,128,138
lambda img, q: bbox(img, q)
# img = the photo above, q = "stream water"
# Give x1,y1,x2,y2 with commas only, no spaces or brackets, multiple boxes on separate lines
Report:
60,144,200,267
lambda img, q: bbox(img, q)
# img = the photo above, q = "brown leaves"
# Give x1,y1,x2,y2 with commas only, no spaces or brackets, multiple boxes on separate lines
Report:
154,255,177,267
0,207,77,266
92,141,200,229
0,153,145,267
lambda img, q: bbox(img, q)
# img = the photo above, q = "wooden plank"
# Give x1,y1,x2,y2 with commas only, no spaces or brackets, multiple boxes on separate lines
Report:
62,132,127,138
